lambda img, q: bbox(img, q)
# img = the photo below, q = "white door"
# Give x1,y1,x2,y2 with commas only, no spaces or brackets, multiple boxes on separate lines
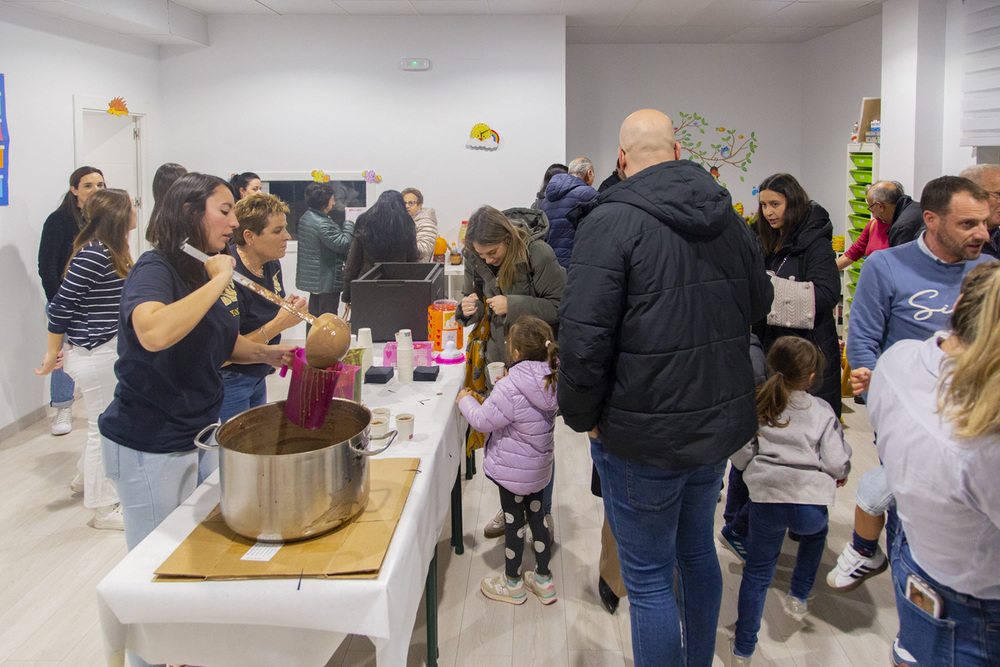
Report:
74,95,151,259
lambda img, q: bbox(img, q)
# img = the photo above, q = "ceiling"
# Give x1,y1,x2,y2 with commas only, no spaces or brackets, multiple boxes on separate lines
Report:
2,0,885,45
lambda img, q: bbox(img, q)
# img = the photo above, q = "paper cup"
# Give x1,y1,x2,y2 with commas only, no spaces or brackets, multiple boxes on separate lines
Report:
357,328,373,348
395,413,415,440
395,329,413,348
487,362,506,386
370,416,389,437
372,407,390,421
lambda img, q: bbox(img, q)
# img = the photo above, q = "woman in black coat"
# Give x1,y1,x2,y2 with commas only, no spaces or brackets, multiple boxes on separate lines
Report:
722,172,842,556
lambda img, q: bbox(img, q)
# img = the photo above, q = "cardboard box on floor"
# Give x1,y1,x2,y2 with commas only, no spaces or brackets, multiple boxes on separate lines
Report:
154,457,420,581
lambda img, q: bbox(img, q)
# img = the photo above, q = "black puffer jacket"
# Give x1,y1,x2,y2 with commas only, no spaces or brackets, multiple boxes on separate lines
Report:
558,160,773,471
752,202,842,416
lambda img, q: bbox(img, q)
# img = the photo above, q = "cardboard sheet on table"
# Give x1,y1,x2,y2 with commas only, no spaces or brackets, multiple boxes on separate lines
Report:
153,457,419,581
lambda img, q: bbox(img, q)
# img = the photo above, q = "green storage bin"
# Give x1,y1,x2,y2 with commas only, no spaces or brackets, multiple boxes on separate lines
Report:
847,282,856,297
848,267,860,282
848,227,862,243
850,153,874,169
850,199,871,215
851,169,873,185
850,214,869,230
850,183,868,199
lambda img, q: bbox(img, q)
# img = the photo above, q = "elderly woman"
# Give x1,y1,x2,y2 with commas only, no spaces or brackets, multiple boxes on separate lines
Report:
296,182,355,320
341,190,420,307
402,187,438,262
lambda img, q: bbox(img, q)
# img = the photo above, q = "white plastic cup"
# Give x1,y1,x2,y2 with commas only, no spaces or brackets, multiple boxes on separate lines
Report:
357,328,374,348
395,329,413,349
395,413,414,440
487,362,506,386
370,416,389,437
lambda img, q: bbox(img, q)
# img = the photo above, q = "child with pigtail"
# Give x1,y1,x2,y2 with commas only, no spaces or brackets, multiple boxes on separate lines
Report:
729,335,852,665
457,315,560,606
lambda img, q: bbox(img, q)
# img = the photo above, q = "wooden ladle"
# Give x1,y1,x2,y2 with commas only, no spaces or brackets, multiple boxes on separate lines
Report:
180,240,350,368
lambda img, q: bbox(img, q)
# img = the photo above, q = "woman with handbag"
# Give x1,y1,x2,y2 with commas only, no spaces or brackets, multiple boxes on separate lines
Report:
457,205,567,538
721,172,842,558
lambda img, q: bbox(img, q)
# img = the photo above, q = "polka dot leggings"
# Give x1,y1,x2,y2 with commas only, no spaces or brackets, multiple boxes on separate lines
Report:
496,483,551,580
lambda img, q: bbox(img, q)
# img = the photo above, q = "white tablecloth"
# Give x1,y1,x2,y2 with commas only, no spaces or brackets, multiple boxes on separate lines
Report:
96,355,466,667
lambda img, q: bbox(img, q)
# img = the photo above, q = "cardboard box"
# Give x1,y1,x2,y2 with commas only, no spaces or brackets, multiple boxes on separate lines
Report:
154,457,419,581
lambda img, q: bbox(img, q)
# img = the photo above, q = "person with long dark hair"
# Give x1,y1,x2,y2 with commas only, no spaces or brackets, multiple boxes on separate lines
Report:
38,166,105,438
721,172,841,560
98,173,292,560
341,189,419,307
530,162,567,209
229,171,261,200
148,162,187,235
36,188,134,530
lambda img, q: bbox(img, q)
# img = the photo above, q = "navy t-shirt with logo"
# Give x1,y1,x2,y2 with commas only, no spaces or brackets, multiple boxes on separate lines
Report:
227,245,284,378
99,250,240,454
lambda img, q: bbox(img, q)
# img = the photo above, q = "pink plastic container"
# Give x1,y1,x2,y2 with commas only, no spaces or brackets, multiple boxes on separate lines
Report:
280,348,342,429
382,341,434,367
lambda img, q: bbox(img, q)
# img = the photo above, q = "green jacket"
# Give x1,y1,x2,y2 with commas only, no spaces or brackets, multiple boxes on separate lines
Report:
456,208,566,364
295,208,355,295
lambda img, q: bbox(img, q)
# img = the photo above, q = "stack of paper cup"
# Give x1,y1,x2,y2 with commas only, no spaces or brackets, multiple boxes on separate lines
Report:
395,329,414,383
357,327,374,374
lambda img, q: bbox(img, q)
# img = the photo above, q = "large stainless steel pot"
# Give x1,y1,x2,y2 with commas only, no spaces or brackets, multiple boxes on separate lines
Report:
194,399,396,543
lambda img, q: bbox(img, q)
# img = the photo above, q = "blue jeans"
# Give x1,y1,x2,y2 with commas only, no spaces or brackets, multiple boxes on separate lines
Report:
206,370,267,484
46,303,75,408
892,537,1000,666
101,436,198,551
591,437,726,667
734,502,829,657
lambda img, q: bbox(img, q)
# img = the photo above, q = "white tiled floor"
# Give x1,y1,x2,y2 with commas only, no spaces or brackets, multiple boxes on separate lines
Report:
0,375,895,666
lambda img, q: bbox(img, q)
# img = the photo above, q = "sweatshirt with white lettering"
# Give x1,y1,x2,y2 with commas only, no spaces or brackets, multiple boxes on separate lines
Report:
846,235,991,371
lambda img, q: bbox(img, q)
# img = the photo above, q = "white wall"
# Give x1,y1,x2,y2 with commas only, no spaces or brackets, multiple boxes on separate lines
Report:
800,16,883,236
567,43,803,215
158,15,567,245
0,11,160,435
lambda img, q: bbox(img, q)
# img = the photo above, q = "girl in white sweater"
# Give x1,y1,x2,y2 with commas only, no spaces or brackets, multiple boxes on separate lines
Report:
729,336,852,666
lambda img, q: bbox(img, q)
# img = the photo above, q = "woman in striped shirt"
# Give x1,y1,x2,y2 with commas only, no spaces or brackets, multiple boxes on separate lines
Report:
36,188,135,530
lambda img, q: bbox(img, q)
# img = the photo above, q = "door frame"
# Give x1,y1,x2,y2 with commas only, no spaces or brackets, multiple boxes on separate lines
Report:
73,94,153,254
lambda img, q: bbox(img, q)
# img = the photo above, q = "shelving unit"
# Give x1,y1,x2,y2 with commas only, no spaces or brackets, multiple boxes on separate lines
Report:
842,141,879,337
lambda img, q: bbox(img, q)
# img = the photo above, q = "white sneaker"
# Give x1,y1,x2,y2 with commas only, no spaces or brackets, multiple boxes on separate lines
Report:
783,594,809,621
484,509,505,538
92,504,124,531
70,472,84,494
51,408,73,435
731,652,753,667
826,542,888,592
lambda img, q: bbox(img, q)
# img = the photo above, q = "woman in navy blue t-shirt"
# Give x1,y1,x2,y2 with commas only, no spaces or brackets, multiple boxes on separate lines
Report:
219,192,307,422
99,173,293,552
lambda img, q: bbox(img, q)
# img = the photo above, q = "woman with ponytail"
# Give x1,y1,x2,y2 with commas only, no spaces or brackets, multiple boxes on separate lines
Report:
728,335,852,665
870,261,1000,667
456,316,560,606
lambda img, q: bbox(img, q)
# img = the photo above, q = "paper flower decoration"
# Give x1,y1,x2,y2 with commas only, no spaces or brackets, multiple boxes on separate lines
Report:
466,122,501,151
362,170,382,184
107,97,129,117
311,170,330,182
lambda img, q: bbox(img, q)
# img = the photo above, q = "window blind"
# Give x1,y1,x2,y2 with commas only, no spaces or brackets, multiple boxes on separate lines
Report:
961,0,1000,146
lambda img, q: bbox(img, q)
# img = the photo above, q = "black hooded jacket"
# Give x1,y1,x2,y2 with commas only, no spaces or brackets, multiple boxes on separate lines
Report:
558,159,773,471
751,201,843,416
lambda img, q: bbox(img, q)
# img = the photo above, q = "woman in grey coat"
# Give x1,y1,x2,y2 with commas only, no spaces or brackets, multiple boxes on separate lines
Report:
457,205,566,366
458,204,566,535
295,182,354,318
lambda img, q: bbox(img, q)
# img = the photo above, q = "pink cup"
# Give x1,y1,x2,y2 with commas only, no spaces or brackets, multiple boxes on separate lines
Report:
280,348,339,429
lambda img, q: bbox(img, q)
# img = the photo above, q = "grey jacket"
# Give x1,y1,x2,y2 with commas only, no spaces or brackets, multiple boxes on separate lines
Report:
731,391,852,506
295,208,355,295
456,208,566,365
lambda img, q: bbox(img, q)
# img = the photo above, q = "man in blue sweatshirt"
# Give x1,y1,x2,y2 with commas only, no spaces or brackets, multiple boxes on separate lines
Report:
829,176,992,663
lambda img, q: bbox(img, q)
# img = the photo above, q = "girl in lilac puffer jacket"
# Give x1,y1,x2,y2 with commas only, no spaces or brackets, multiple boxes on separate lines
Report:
457,316,559,606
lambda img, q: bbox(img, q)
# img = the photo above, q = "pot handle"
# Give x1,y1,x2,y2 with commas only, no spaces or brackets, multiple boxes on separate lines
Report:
355,429,397,457
193,422,221,450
